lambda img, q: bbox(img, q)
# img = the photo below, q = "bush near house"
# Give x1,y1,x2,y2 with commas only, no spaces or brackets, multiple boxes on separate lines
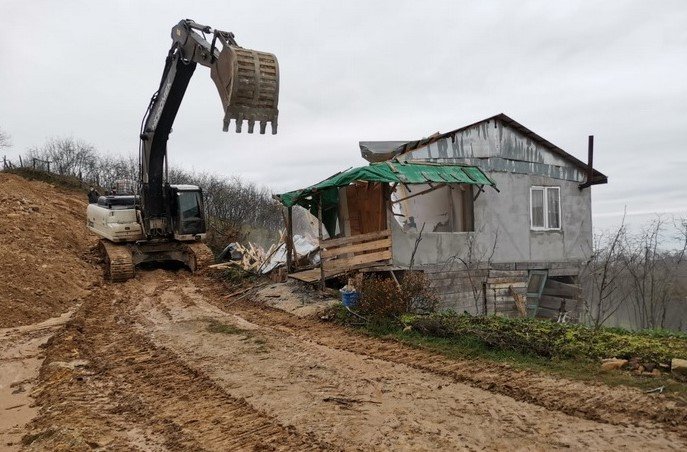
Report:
409,313,687,365
357,272,439,318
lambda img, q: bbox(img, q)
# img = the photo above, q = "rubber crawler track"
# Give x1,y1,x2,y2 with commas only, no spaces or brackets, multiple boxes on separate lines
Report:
186,241,215,271
99,240,135,282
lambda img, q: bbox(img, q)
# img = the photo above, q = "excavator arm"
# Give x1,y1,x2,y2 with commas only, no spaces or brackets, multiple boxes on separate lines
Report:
139,19,279,238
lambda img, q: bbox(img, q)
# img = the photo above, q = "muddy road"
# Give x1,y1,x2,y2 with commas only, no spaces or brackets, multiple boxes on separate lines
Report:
2,173,685,451
10,270,684,451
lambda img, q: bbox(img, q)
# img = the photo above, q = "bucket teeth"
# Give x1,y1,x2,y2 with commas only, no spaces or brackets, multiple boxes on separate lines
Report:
211,44,279,135
235,113,244,133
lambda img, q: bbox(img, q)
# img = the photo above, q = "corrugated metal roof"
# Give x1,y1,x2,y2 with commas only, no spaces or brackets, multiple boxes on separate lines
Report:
275,162,495,208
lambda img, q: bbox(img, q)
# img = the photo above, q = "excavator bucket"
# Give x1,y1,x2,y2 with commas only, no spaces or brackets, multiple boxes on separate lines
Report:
211,45,279,134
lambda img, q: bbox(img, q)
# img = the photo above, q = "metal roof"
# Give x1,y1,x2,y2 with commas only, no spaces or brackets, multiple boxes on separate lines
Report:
275,162,495,208
365,113,607,183
358,141,410,163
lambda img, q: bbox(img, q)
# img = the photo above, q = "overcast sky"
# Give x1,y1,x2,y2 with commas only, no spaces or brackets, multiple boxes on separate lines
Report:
1,0,686,235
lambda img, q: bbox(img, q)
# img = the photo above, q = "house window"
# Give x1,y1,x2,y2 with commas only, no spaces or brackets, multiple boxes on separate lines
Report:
530,186,560,230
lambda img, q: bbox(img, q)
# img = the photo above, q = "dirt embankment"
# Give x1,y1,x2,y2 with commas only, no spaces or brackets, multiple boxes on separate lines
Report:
0,173,99,328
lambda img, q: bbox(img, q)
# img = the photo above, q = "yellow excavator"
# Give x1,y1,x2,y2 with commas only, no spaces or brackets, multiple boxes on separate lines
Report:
87,19,279,281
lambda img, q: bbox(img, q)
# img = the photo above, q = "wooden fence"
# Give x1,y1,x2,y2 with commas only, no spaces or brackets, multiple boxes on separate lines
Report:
289,229,392,284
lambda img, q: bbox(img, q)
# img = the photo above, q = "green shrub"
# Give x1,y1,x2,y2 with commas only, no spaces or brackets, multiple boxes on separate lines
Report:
410,313,687,365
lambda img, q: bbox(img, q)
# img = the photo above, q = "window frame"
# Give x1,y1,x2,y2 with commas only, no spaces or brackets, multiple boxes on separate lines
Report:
529,186,561,231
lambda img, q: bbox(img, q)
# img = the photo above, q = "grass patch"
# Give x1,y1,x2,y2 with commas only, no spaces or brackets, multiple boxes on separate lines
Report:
409,312,687,365
206,320,248,336
329,306,687,398
369,326,687,397
206,320,269,353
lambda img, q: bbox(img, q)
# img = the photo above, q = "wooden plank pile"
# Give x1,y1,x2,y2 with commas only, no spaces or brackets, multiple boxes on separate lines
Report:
321,230,392,275
208,241,282,273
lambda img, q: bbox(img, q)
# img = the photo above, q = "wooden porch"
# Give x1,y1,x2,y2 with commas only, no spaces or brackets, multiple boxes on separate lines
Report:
288,229,392,283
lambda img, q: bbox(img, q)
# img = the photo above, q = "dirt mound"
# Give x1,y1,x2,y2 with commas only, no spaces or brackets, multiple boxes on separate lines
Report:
0,172,99,328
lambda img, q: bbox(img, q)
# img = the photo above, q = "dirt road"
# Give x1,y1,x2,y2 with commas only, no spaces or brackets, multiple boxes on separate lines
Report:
13,270,685,451
2,173,686,450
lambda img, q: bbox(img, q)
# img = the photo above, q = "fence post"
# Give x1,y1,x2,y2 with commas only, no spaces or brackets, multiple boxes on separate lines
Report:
18,155,22,167
33,158,36,169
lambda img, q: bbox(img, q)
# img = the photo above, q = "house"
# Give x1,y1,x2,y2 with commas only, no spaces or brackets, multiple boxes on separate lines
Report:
276,114,607,320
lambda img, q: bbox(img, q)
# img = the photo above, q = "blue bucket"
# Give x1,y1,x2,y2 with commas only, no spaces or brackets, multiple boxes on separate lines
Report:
341,291,359,308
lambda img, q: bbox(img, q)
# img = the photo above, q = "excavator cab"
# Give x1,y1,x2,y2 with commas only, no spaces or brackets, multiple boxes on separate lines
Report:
169,185,206,240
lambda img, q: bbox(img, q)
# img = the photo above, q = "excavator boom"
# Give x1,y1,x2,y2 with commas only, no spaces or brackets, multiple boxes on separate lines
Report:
140,19,280,238
89,19,280,281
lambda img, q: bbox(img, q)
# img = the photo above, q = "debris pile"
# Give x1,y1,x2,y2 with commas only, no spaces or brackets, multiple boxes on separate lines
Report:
211,234,320,276
211,207,325,277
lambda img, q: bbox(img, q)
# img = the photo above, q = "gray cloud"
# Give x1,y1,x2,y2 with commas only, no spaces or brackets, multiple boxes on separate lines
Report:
1,0,685,231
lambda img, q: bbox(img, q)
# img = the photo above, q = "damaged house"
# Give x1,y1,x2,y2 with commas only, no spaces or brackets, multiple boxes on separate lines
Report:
276,114,607,320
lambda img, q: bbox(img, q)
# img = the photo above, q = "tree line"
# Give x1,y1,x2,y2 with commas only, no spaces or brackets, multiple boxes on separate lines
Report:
583,215,687,331
3,132,283,249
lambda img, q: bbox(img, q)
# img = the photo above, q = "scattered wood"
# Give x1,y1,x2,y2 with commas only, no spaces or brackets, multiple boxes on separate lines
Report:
644,386,665,394
224,287,252,298
542,279,581,299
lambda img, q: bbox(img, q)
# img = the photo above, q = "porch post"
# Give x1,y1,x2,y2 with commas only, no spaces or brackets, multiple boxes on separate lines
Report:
318,193,325,291
286,206,293,273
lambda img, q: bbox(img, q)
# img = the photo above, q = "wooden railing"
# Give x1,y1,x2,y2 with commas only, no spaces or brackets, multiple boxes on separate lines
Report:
321,229,392,275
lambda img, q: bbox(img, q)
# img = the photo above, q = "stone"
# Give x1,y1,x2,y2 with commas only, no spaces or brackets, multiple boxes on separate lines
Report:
671,358,687,382
601,358,628,372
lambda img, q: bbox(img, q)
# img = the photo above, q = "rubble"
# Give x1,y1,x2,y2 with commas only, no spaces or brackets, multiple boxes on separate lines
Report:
672,358,687,382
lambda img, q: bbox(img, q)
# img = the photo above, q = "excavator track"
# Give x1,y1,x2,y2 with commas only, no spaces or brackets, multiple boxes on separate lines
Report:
185,242,214,272
99,240,135,282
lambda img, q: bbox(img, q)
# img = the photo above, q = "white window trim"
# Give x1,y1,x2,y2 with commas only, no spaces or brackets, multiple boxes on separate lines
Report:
530,186,561,231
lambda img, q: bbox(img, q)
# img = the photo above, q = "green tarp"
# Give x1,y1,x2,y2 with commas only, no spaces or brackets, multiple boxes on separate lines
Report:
274,161,495,235
275,161,494,207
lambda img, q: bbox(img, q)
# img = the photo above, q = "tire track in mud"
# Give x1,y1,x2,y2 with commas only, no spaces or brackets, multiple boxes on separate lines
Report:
210,289,687,439
25,286,328,451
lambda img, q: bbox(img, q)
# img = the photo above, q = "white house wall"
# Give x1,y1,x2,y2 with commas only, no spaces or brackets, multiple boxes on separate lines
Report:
391,118,593,266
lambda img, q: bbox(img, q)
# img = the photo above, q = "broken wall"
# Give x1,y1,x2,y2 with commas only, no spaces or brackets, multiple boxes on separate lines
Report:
391,184,473,233
390,117,592,315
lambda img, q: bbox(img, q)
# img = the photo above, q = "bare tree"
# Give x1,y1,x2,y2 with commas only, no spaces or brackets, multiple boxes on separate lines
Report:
26,137,98,179
582,213,632,329
442,224,499,315
0,128,11,150
625,217,687,329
